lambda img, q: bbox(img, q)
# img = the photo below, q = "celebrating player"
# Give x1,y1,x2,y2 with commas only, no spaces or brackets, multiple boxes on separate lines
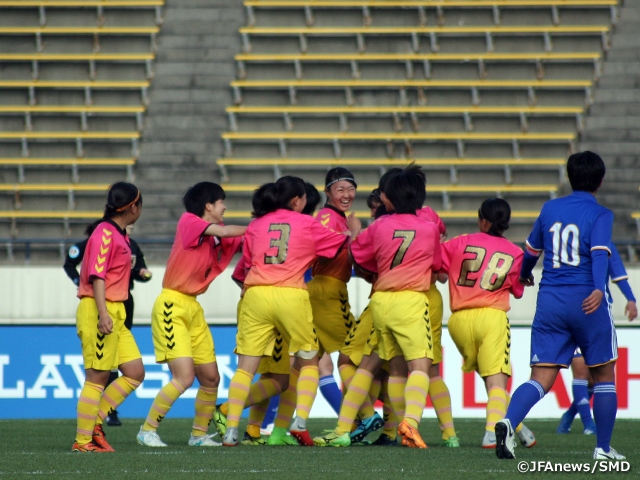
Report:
441,198,534,448
221,176,360,447
137,182,245,447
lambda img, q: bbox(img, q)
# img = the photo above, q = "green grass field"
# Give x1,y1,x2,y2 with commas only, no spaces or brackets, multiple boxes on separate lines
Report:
0,418,637,479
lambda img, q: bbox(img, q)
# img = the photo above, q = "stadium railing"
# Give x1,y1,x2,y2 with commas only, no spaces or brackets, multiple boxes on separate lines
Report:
242,0,620,29
239,25,611,54
216,157,567,185
0,80,151,105
221,183,559,210
230,79,595,107
0,157,136,184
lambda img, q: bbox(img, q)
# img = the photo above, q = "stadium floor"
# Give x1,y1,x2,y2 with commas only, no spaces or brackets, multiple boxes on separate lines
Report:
1,418,637,479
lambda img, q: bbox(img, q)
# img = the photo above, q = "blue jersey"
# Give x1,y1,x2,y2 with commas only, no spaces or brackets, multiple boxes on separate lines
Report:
608,245,636,302
523,191,613,289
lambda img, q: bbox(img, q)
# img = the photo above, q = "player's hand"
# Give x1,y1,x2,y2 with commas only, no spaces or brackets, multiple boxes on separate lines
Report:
582,290,604,315
346,213,362,237
519,275,535,287
98,312,113,335
140,268,153,279
625,301,638,321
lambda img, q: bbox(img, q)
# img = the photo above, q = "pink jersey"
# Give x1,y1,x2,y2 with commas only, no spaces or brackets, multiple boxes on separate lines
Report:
441,232,524,312
350,213,442,292
243,208,348,289
311,206,352,282
78,220,131,302
417,206,446,236
163,212,243,296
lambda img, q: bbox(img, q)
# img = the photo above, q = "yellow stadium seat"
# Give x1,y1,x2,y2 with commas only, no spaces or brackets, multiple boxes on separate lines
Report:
221,182,558,210
216,156,567,184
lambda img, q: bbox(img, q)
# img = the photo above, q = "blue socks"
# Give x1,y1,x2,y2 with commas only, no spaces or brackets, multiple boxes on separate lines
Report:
506,380,546,427
319,375,342,415
572,379,595,429
261,394,279,428
592,382,617,450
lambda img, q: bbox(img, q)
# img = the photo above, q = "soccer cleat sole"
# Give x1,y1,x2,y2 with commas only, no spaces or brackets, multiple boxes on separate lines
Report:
349,415,384,444
495,422,515,459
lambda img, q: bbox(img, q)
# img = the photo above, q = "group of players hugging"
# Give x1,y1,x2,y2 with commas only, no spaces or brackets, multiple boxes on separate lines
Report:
70,151,632,462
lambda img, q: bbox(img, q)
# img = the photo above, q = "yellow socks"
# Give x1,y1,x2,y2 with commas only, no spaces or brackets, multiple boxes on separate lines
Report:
246,377,281,408
381,381,398,440
338,363,357,390
143,379,186,431
226,369,254,429
96,376,140,426
404,371,429,429
336,369,374,434
295,365,319,423
192,386,218,437
486,387,508,432
429,375,456,439
76,381,104,444
247,398,270,438
274,369,299,429
387,375,407,422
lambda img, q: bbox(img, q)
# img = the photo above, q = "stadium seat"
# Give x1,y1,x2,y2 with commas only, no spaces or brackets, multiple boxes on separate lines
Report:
216,157,567,184
0,157,136,184
221,182,558,210
239,25,611,54
230,79,595,107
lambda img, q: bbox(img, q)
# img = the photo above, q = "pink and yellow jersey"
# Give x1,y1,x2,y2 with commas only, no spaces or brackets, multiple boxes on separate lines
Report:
350,213,442,292
163,212,243,296
311,206,352,283
441,232,524,312
243,208,348,289
417,206,446,237
78,220,131,302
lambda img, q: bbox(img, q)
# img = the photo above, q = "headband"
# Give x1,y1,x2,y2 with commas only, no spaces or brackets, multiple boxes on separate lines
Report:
326,177,357,189
115,190,140,212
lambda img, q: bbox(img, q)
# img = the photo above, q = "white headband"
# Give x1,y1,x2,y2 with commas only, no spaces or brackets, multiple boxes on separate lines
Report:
326,177,356,189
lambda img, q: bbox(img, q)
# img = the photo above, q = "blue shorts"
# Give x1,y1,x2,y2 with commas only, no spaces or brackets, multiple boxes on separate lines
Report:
530,286,617,368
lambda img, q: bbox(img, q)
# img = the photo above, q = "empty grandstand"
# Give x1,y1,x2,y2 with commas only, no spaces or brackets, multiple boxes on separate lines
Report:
0,0,637,263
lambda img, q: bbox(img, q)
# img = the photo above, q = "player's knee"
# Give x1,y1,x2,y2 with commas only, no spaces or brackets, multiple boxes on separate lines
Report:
295,349,318,360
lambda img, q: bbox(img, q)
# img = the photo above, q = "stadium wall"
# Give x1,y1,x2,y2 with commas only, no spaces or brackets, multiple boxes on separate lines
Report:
1,266,640,419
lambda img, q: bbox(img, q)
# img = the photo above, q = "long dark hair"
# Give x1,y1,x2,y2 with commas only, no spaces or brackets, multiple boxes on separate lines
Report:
251,176,306,218
478,198,511,237
104,182,141,219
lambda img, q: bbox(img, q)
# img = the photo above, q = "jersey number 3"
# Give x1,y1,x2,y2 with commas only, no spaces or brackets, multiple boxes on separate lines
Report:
457,246,514,291
264,224,291,265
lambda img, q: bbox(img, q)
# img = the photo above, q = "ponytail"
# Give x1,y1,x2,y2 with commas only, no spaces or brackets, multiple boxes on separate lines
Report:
103,182,142,220
251,176,306,218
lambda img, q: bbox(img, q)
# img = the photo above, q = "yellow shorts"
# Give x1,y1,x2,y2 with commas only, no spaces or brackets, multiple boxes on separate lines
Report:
151,289,216,365
341,303,374,366
426,286,443,365
235,297,291,375
447,307,512,377
370,290,433,362
308,275,355,355
237,286,318,356
76,297,141,370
